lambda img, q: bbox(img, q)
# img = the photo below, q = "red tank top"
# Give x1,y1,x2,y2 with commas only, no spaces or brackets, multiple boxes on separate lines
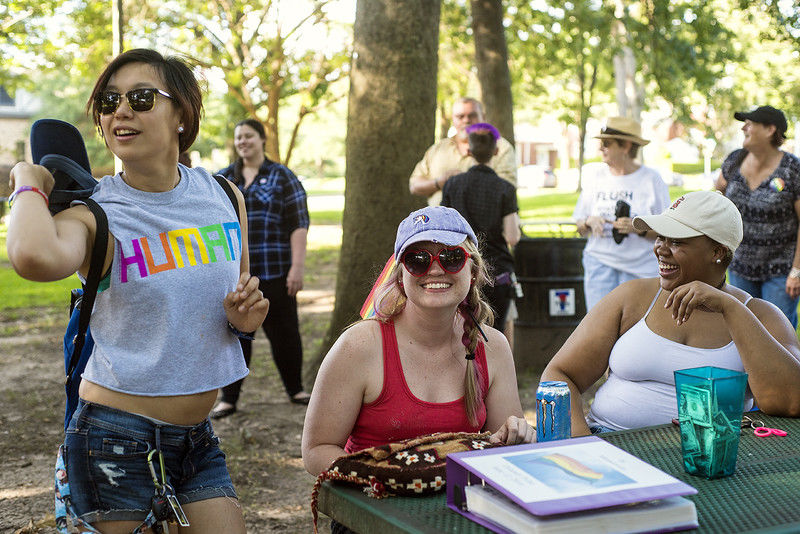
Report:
344,320,489,453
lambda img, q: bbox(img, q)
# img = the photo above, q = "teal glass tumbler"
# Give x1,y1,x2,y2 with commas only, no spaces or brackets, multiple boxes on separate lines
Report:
674,366,748,479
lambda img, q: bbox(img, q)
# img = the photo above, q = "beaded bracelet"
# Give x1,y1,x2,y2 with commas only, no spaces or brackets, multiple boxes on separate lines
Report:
227,321,255,340
8,186,49,208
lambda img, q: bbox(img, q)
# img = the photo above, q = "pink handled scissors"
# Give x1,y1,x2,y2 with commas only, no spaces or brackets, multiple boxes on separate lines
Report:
753,426,787,437
742,416,787,437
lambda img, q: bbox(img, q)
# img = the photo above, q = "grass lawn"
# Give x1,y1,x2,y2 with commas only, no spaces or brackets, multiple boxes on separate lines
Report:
0,226,79,309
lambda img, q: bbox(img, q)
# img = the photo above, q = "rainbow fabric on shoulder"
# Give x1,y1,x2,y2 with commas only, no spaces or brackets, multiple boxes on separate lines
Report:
310,431,501,532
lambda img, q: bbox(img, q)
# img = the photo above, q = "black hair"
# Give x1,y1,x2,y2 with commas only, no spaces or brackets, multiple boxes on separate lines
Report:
770,129,786,147
87,48,203,154
468,130,497,164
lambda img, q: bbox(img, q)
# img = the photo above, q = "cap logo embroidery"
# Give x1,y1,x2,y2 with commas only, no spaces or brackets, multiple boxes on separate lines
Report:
670,196,686,210
413,214,430,225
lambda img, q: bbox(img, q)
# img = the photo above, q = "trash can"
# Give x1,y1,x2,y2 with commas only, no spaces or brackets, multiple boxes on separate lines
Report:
512,237,587,373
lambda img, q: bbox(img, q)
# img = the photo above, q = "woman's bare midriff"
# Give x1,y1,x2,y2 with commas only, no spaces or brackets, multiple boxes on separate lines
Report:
79,380,217,425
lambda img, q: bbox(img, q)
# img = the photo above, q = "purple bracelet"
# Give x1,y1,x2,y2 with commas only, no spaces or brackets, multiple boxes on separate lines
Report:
9,185,49,207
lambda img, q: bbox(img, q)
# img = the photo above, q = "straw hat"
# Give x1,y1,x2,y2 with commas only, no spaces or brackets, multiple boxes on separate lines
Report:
595,116,650,146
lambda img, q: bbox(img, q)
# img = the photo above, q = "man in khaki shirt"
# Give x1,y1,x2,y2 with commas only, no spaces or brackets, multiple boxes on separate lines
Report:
409,97,517,206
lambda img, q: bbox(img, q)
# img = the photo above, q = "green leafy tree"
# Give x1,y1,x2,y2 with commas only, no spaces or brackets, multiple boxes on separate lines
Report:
149,0,351,166
508,0,616,187
437,0,475,138
471,0,515,142
622,0,741,122
1,1,63,87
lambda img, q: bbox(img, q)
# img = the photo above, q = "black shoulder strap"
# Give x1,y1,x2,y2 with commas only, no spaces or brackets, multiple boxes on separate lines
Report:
65,199,108,381
214,174,241,220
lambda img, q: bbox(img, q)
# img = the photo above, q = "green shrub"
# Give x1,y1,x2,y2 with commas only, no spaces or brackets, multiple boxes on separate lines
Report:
672,161,720,175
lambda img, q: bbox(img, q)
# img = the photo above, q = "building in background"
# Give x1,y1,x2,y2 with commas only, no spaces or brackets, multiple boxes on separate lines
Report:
0,86,39,205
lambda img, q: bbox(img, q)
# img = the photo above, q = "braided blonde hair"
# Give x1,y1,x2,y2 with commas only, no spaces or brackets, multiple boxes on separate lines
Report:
373,239,493,426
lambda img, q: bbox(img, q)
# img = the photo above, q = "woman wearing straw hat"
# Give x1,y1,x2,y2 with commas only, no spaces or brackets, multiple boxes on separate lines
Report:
544,191,800,435
573,116,671,310
715,105,800,329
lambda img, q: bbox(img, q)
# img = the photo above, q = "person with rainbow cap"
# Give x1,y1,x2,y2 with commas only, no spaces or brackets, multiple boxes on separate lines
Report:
302,205,533,477
409,97,516,206
543,190,800,435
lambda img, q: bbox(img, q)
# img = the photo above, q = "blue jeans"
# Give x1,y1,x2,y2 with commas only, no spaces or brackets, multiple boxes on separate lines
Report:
728,272,798,329
582,253,639,311
65,400,237,524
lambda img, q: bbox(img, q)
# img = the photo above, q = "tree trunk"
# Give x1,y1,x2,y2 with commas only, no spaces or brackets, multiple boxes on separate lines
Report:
308,0,441,381
577,59,599,192
613,45,642,120
611,6,642,121
470,0,514,145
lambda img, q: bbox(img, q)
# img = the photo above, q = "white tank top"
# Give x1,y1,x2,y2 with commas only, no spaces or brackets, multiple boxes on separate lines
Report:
587,289,754,430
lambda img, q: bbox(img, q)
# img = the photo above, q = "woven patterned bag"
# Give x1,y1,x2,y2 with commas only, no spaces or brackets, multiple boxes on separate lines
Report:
310,431,501,531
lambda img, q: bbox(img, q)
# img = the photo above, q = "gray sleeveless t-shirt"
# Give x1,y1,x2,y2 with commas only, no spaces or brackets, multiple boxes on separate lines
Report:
82,164,249,396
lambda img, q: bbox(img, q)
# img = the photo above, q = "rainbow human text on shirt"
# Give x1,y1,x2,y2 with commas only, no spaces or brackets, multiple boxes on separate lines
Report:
118,221,241,283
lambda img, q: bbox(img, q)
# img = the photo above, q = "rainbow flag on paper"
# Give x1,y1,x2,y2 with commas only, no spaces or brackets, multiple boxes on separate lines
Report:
360,254,397,319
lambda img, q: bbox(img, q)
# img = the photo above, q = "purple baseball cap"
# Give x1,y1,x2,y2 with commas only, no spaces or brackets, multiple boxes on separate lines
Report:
394,206,477,258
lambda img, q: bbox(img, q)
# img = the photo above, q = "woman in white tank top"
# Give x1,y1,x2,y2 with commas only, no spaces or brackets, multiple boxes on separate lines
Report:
542,190,800,435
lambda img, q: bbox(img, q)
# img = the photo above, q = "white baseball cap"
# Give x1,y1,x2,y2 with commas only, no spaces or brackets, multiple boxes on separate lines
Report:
633,191,743,253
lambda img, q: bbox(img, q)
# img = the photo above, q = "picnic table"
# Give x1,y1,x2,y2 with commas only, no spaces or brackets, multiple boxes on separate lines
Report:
316,413,800,533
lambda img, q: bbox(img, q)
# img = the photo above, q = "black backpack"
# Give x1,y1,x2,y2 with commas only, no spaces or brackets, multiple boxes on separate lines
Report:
30,119,239,430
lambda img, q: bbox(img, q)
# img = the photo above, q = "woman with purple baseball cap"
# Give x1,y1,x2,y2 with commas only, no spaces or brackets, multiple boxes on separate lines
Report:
542,191,800,435
715,105,800,328
302,206,533,477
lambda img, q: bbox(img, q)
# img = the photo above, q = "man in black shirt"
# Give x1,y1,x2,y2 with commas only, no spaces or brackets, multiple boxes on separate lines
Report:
441,123,521,331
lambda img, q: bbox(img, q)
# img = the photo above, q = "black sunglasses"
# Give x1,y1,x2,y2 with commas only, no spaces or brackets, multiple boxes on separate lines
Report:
96,88,173,115
401,246,470,277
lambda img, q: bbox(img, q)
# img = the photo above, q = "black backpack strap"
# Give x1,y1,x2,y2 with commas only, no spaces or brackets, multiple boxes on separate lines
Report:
214,174,241,220
65,199,108,381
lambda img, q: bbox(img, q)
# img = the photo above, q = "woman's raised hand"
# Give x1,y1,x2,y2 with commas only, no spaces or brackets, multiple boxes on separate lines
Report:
224,272,270,333
9,162,55,194
664,280,738,325
489,415,535,445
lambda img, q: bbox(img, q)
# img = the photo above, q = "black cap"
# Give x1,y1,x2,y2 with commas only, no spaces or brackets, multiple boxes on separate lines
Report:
733,106,787,135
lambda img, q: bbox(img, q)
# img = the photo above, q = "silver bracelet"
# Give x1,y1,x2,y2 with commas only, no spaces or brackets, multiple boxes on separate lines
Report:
789,267,800,279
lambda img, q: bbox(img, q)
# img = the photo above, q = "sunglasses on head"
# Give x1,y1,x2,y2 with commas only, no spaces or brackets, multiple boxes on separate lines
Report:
96,88,173,115
400,246,470,277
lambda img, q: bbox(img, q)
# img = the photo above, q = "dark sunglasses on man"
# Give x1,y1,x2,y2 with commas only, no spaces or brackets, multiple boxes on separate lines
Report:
400,246,470,277
96,88,173,115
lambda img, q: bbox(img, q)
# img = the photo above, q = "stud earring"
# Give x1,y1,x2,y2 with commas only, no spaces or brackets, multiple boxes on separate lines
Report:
715,258,722,264
177,126,185,134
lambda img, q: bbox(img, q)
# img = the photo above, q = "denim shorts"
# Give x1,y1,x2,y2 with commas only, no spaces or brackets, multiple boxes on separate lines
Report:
65,399,237,524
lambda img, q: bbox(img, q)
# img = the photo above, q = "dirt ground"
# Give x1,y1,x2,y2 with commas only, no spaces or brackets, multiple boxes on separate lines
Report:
0,230,547,534
0,269,337,533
